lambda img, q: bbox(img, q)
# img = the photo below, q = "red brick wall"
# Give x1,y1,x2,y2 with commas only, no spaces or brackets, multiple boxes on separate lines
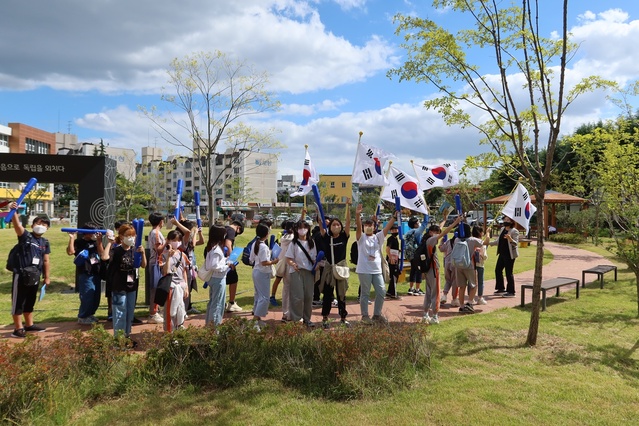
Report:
8,123,55,153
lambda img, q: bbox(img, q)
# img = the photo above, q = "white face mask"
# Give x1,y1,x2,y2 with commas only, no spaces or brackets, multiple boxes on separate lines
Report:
364,226,374,235
123,236,136,247
33,225,47,235
91,234,98,241
297,228,308,236
169,241,181,249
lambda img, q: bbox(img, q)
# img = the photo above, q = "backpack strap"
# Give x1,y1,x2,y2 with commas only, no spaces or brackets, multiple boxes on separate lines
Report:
295,240,314,265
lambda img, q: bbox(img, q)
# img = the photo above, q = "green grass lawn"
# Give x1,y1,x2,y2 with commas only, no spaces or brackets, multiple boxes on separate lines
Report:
68,257,639,426
0,224,549,325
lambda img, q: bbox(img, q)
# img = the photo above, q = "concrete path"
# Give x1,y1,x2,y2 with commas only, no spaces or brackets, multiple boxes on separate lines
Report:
2,242,618,342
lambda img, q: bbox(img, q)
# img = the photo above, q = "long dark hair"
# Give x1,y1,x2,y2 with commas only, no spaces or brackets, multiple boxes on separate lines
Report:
254,223,270,255
205,225,227,254
328,218,344,237
292,221,315,250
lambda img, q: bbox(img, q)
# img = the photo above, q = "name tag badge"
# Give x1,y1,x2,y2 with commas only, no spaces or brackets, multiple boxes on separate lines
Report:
90,256,99,265
32,257,40,266
127,274,134,283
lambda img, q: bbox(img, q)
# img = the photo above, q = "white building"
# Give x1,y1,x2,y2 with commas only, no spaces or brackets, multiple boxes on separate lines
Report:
56,134,137,180
138,146,277,220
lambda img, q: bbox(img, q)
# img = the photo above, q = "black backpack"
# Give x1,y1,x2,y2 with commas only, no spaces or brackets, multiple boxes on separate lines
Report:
6,243,21,272
415,239,434,273
241,237,260,266
350,241,358,265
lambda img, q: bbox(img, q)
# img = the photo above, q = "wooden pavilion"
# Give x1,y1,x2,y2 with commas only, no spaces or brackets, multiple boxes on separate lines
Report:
481,190,588,238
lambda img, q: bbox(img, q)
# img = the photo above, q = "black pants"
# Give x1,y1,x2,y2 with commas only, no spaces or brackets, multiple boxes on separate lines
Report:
313,267,322,302
387,262,399,296
495,255,516,294
321,282,348,319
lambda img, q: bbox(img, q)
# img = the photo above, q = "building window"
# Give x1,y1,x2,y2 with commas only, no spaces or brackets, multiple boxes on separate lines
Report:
25,138,50,154
185,181,192,187
330,182,335,188
342,182,346,188
0,182,9,188
185,171,192,178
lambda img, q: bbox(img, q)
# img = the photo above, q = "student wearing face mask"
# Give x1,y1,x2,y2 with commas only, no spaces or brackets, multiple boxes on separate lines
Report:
355,204,397,324
7,202,51,338
318,199,352,328
106,224,146,344
67,222,107,325
161,230,191,331
285,221,318,326
488,216,520,297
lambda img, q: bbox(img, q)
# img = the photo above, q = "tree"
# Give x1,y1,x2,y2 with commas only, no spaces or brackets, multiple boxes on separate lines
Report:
568,115,639,315
115,173,153,222
226,177,257,206
141,51,283,220
389,0,611,345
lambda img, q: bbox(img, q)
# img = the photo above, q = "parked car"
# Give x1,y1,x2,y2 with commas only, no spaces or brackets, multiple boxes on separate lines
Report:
252,214,264,225
467,211,494,227
230,213,246,223
186,213,197,222
275,214,289,227
444,214,459,227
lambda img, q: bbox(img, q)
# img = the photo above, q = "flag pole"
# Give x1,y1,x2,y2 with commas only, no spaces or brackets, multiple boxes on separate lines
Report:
374,160,393,218
350,131,364,177
493,180,521,223
303,144,308,211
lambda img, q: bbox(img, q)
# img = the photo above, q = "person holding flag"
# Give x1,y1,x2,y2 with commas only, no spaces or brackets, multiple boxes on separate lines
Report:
352,134,393,187
488,182,537,298
290,145,318,198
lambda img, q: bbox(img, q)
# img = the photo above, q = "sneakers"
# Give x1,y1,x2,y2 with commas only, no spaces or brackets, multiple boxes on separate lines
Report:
415,289,425,295
440,294,447,304
11,328,26,338
281,316,290,323
312,300,323,307
89,315,99,323
305,321,316,328
78,317,94,325
407,288,415,296
360,316,373,325
422,313,432,323
269,296,280,307
340,319,351,328
254,320,267,332
357,298,373,305
451,298,460,307
372,315,388,325
148,313,164,324
494,289,505,294
387,294,403,300
24,324,45,332
322,319,330,329
332,299,338,307
187,307,201,315
227,302,243,312
429,315,440,325
477,297,487,305
459,303,475,313
502,293,516,298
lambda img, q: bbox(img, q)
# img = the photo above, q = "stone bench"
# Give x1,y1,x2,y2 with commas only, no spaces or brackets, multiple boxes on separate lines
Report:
520,277,580,311
582,265,617,289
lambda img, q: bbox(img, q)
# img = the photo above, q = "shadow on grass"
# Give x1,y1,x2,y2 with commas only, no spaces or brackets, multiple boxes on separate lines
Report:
431,328,526,359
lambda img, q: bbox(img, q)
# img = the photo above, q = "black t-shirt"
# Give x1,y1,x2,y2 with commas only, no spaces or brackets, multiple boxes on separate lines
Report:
322,231,348,264
225,226,236,250
74,238,100,275
497,228,512,260
107,245,138,293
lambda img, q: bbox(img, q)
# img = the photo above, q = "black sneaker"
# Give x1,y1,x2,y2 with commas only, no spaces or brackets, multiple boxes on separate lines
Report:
502,293,516,298
459,305,475,313
11,328,26,338
24,324,46,332
494,290,505,294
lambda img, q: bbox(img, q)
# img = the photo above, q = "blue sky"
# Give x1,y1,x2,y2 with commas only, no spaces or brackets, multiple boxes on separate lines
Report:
1,0,639,181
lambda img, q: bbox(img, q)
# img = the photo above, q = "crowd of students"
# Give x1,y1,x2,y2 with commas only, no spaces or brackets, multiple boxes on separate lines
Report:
7,200,521,340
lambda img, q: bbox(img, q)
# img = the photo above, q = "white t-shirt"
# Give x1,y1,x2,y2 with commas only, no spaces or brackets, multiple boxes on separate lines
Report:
355,231,385,274
249,240,272,274
285,239,316,272
205,245,229,278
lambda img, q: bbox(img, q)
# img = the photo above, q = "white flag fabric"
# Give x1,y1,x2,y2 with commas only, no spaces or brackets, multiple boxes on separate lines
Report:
352,142,394,186
502,182,537,233
381,166,429,214
413,162,460,190
290,149,318,197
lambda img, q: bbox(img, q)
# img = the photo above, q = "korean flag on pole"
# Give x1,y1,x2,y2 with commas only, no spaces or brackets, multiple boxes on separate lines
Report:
412,161,460,190
290,148,318,197
502,182,537,233
381,166,429,214
352,142,393,186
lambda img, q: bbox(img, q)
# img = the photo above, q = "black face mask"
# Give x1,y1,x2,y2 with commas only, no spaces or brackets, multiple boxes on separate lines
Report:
503,221,513,228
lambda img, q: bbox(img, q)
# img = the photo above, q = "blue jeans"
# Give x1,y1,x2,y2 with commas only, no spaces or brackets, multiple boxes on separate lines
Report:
476,267,485,297
357,273,386,318
112,291,136,337
205,275,226,326
78,272,101,319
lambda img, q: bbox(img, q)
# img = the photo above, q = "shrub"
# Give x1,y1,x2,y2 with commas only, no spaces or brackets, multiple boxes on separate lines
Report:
549,233,586,244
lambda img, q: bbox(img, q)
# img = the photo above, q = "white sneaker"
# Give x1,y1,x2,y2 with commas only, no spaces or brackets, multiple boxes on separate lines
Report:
422,313,431,323
477,297,487,305
78,317,93,325
440,294,447,304
451,298,460,307
429,315,440,325
227,302,243,313
148,313,164,324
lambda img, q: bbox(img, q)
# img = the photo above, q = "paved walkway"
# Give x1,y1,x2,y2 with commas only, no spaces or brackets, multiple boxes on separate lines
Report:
2,242,617,342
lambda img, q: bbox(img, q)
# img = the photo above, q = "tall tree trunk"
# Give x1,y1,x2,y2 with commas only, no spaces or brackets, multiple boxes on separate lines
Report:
526,198,546,346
